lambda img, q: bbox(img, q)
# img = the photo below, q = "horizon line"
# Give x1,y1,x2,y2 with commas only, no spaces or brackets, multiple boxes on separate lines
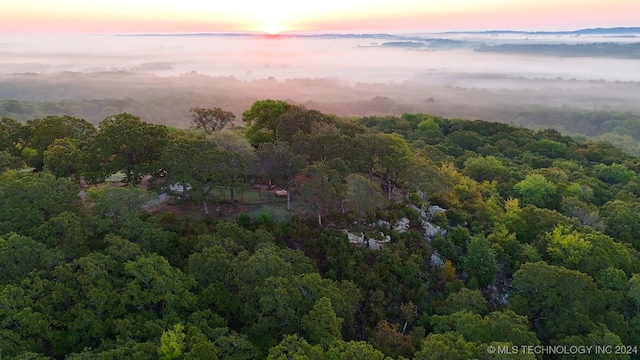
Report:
111,26,640,37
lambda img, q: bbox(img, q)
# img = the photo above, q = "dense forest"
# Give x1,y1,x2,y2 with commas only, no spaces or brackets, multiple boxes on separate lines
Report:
1,100,640,359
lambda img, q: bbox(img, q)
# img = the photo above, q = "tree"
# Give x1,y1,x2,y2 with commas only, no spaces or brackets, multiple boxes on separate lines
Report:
513,174,559,209
158,324,186,360
440,260,457,284
266,335,324,360
324,340,387,360
187,245,234,287
0,233,62,285
436,288,488,315
553,325,627,360
301,161,347,225
353,132,388,176
293,123,350,164
430,310,540,346
545,225,592,268
85,185,178,253
0,117,31,157
460,235,497,288
28,115,96,169
406,154,444,213
154,132,227,214
511,261,603,342
600,199,640,249
344,174,386,223
0,150,24,171
256,141,306,210
301,297,343,349
416,115,444,144
242,99,293,144
368,320,415,358
414,332,479,360
593,163,635,184
230,244,316,326
275,107,332,144
31,211,90,260
379,133,412,200
0,171,80,235
253,272,355,343
209,130,256,203
86,185,157,231
43,138,86,181
630,274,640,315
462,155,506,183
123,253,196,316
189,107,236,134
92,113,168,184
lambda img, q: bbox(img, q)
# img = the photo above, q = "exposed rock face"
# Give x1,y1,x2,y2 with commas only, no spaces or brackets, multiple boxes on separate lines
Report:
427,205,446,218
345,207,448,249
344,230,390,250
393,218,410,233
345,231,365,245
411,204,447,220
430,251,445,268
422,220,446,240
377,220,391,229
410,205,428,219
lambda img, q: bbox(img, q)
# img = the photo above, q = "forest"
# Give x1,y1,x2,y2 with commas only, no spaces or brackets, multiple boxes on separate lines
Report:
1,100,640,359
3,70,640,159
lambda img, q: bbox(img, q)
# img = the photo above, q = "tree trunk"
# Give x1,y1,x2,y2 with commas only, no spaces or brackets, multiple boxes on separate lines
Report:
229,185,235,204
318,213,322,226
420,191,428,217
203,199,209,215
287,190,291,210
388,181,392,201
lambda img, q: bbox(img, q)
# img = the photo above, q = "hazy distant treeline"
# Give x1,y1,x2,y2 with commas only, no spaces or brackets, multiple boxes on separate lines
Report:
476,43,640,58
2,71,640,154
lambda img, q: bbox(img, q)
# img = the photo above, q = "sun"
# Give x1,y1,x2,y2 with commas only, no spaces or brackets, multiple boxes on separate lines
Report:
261,21,284,35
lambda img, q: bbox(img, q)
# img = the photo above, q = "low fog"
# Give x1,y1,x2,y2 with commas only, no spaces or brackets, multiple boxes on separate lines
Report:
1,30,639,130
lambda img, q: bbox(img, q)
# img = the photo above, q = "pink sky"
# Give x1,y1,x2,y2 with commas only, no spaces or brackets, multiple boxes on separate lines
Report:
2,0,638,33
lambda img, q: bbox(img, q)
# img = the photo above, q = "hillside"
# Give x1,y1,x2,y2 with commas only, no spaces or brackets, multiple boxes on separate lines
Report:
1,103,639,358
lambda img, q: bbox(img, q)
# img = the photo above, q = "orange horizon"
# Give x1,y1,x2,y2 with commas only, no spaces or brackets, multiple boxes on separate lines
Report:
2,0,639,34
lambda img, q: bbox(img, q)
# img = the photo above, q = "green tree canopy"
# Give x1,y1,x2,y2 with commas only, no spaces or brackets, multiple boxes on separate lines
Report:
461,235,498,288
28,115,96,169
344,173,386,223
513,174,559,209
0,171,79,235
242,99,294,144
92,113,168,184
189,107,236,134
511,261,604,343
256,141,306,210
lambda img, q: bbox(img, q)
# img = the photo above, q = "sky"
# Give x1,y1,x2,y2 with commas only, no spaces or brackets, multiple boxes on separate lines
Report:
2,0,638,34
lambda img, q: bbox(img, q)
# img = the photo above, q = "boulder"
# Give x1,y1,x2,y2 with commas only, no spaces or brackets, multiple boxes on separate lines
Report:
393,217,410,233
422,220,446,240
429,251,445,268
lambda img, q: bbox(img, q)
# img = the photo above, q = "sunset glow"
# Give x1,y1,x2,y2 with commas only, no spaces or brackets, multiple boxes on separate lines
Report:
2,0,638,33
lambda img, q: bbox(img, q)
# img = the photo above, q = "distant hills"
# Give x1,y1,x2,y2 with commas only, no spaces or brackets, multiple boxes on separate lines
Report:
125,27,640,38
459,27,640,35
475,42,640,58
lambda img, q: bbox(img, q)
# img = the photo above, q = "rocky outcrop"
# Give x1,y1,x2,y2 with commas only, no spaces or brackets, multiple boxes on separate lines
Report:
344,230,391,250
422,220,446,240
393,217,410,233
